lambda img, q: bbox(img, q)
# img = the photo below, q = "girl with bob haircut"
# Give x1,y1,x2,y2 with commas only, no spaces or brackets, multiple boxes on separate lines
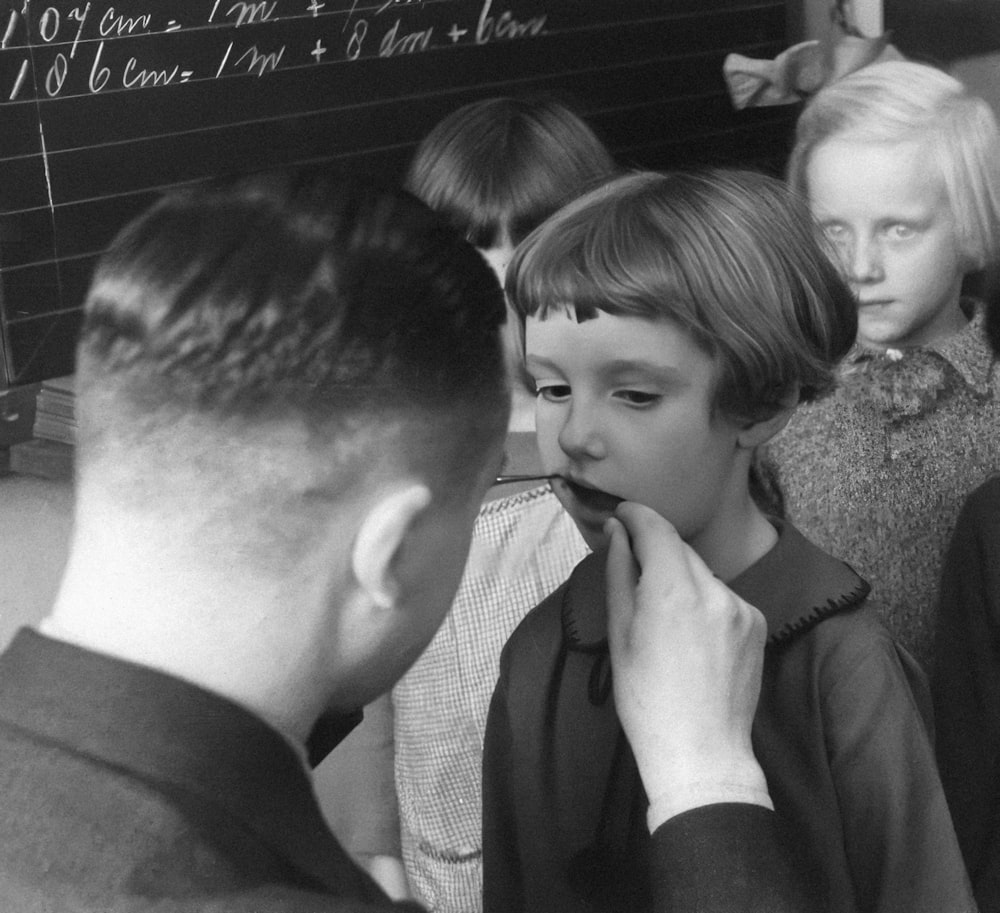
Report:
321,96,615,913
406,94,616,430
405,94,616,253
506,168,855,422
483,169,974,913
765,60,1000,680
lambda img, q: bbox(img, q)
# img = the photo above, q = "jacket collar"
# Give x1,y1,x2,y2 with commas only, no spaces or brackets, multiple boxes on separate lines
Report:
561,520,870,651
0,629,376,899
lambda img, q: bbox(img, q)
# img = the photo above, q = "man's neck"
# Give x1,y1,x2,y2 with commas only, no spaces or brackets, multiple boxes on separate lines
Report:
41,512,336,748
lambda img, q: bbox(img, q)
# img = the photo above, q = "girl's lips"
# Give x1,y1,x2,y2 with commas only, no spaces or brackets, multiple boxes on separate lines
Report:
558,477,625,515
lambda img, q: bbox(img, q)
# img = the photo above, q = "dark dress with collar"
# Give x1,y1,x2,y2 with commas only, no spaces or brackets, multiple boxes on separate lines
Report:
0,628,812,913
483,521,975,913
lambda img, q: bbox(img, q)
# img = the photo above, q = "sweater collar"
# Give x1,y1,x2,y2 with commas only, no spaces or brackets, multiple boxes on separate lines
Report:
845,299,995,397
561,520,870,651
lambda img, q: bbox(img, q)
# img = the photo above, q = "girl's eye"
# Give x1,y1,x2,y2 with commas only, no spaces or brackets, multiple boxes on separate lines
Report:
886,223,916,241
615,390,660,407
822,223,848,242
536,384,571,403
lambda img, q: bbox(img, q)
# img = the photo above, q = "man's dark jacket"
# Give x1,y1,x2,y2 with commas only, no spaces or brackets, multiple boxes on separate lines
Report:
0,628,809,912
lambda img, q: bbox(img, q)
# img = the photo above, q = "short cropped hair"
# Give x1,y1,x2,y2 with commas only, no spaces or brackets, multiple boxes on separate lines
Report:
506,169,858,424
76,170,508,513
787,60,1000,271
405,95,616,248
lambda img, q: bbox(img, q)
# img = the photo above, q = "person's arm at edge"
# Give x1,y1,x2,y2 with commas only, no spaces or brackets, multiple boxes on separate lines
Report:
605,503,814,912
312,692,411,901
934,475,1000,910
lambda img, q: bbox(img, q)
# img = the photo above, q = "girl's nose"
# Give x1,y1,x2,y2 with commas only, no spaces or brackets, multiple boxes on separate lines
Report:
556,403,606,461
847,235,886,284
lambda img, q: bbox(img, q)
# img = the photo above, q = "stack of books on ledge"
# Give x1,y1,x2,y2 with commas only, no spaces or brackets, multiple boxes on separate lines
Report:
9,375,75,481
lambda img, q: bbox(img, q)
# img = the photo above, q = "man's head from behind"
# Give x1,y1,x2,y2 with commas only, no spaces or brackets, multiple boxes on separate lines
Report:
68,170,508,711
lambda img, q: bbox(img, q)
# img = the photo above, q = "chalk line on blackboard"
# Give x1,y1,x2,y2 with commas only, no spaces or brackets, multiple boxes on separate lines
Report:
37,122,55,215
68,3,91,59
2,9,18,49
216,41,233,78
9,58,28,100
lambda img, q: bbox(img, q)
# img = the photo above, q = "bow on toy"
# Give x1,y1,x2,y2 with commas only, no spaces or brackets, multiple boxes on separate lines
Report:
723,0,904,109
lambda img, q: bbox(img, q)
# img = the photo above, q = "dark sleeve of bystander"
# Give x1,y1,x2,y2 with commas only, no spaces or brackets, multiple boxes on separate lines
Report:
933,474,1000,913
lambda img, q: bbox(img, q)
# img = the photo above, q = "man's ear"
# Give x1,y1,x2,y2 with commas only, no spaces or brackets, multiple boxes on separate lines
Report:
351,483,432,610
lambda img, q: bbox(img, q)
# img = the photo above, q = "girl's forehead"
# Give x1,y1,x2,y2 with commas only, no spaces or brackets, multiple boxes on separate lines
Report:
525,309,709,368
808,135,944,186
810,134,932,169
806,137,949,210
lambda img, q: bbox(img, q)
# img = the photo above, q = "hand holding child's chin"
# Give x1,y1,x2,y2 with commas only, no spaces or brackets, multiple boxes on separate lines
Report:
604,502,767,818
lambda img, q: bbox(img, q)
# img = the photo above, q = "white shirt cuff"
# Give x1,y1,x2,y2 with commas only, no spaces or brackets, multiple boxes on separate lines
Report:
646,762,773,833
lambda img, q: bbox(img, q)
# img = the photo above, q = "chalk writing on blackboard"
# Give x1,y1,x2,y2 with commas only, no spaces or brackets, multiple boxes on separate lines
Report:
3,0,548,104
0,0,793,386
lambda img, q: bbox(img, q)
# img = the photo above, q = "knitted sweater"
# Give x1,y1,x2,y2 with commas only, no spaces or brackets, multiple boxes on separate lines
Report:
763,305,1000,671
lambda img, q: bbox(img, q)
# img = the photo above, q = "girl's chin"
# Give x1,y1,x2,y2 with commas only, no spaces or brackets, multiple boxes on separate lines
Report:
557,500,617,550
575,521,612,552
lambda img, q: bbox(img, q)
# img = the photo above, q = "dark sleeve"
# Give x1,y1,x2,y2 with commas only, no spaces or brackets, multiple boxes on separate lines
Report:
481,648,525,913
648,804,814,913
824,629,974,911
933,475,1000,911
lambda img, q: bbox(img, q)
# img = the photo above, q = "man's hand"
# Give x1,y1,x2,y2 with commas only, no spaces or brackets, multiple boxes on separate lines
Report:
605,502,770,829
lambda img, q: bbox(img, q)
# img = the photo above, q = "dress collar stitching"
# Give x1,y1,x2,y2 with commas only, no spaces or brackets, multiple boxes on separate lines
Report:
560,520,870,652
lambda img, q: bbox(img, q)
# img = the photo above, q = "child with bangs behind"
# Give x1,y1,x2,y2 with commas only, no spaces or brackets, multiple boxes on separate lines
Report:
482,169,974,913
315,95,616,912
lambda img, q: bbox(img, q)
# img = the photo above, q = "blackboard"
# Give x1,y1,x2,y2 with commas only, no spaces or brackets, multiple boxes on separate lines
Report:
0,0,792,387
885,1,1000,64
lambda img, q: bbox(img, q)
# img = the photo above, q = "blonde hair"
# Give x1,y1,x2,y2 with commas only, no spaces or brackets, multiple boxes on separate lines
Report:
787,60,1000,271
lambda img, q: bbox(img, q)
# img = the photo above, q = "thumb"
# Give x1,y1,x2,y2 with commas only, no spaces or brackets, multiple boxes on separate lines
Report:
605,515,639,650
